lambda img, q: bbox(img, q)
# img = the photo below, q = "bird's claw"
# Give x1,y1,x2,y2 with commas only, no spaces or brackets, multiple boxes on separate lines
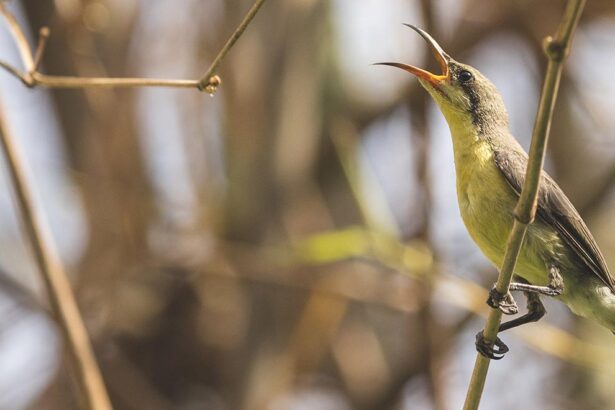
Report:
486,285,518,315
475,331,509,360
542,288,563,297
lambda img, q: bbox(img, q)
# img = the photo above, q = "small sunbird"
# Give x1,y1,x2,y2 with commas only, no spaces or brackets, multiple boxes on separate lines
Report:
378,25,615,359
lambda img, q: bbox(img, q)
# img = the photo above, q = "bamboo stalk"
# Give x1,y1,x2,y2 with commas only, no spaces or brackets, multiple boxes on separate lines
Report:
462,1,587,409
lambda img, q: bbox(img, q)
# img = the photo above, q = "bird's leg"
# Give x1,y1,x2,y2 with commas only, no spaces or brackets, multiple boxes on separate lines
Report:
508,265,564,297
476,291,546,360
498,291,546,332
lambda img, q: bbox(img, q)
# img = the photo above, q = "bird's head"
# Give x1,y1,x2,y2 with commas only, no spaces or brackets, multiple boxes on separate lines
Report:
377,25,509,134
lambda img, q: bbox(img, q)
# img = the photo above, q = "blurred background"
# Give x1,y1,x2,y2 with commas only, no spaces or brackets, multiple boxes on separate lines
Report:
0,0,615,409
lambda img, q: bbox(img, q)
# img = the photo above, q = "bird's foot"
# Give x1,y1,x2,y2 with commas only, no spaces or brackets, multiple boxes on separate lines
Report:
486,285,519,315
475,331,509,360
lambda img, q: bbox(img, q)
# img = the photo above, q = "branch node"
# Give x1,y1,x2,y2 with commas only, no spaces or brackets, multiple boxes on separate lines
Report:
513,208,534,225
201,75,222,95
22,73,36,88
543,36,567,61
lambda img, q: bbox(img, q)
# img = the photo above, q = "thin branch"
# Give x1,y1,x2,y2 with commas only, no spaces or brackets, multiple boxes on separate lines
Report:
31,26,50,72
32,73,200,88
0,60,28,84
0,63,201,88
0,107,112,409
463,1,587,409
0,3,34,71
197,0,268,90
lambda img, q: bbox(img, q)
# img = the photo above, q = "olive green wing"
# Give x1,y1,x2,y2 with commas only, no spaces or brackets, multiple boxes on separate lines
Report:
493,148,615,292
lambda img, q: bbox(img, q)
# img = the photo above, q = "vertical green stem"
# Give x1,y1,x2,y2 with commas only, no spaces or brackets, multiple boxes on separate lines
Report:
462,1,586,409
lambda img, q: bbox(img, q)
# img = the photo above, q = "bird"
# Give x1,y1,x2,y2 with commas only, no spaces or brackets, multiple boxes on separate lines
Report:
377,25,615,359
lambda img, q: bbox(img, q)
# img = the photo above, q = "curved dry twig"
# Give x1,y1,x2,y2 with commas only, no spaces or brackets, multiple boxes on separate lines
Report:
0,107,112,410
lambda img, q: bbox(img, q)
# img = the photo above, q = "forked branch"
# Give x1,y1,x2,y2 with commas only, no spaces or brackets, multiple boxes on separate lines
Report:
0,1,268,93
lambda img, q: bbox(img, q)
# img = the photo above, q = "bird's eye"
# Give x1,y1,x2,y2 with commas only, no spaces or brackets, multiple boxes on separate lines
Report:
458,70,473,83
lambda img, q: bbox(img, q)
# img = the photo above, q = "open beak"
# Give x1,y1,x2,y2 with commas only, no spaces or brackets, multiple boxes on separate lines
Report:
376,25,450,86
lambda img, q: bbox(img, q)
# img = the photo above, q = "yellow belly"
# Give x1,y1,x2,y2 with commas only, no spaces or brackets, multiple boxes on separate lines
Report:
454,141,560,286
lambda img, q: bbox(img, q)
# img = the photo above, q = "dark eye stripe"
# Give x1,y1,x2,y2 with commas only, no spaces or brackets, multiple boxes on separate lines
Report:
457,73,480,125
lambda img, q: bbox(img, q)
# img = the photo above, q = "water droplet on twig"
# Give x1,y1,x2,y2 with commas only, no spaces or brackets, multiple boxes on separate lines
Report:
204,75,221,96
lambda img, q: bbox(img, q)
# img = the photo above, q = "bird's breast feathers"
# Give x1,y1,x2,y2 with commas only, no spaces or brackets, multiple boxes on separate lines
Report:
454,140,559,284
455,142,517,266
